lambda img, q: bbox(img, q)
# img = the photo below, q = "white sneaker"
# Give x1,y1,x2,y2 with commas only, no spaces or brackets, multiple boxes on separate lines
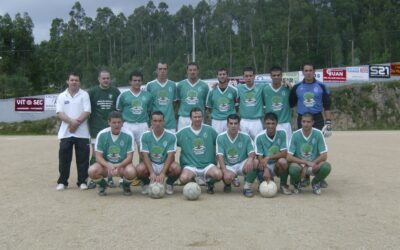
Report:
141,184,149,195
166,184,174,195
56,184,66,191
232,177,240,187
80,183,88,190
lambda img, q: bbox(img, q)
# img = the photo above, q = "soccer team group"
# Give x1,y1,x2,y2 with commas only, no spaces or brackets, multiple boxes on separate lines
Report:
55,62,333,198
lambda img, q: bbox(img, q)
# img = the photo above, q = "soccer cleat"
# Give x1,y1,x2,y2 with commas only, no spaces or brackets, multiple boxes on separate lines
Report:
292,182,301,194
232,177,240,187
320,180,328,188
280,185,292,195
206,182,215,194
56,183,66,191
87,180,96,189
242,188,254,198
122,183,132,196
79,183,88,190
223,184,232,193
107,177,116,188
312,182,321,195
141,184,149,195
98,186,107,196
166,184,174,195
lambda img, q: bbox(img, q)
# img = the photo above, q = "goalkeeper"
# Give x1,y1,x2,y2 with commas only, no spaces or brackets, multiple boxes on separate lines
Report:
289,63,332,187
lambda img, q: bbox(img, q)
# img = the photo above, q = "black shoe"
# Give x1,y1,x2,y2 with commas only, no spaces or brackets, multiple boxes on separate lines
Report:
207,182,215,194
87,180,96,189
122,183,132,196
223,184,232,193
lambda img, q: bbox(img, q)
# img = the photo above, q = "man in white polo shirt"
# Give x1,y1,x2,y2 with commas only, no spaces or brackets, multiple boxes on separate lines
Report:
56,72,91,191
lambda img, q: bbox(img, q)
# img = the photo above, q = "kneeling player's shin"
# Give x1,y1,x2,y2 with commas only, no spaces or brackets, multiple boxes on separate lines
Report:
314,162,331,183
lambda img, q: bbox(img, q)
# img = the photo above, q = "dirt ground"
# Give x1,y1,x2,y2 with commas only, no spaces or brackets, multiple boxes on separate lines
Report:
0,131,399,249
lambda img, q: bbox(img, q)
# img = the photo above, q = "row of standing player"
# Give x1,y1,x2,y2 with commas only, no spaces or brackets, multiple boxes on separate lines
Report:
55,62,332,196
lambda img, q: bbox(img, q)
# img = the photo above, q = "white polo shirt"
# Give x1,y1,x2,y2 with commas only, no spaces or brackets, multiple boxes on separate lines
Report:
56,88,91,139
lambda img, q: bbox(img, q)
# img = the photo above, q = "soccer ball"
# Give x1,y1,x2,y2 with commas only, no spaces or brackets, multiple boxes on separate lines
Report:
259,181,277,198
148,182,165,199
183,182,201,201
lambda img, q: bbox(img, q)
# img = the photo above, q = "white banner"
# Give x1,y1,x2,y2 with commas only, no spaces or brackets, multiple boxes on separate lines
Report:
346,66,369,81
45,95,58,111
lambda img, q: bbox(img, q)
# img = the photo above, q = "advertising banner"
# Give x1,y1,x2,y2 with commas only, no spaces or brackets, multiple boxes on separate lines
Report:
323,68,346,82
45,95,58,111
369,64,390,78
346,66,369,81
15,97,44,112
283,72,299,85
390,63,400,76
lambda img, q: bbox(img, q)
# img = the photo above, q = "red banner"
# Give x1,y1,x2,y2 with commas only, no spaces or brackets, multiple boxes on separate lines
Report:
323,68,346,82
391,63,400,76
15,97,45,112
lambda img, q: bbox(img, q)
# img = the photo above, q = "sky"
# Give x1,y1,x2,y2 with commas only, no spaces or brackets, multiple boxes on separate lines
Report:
0,0,200,44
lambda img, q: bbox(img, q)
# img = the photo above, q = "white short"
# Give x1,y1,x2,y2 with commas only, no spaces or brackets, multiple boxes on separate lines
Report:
151,163,164,175
177,116,191,131
183,164,216,183
212,119,227,134
226,160,247,176
240,119,263,140
277,122,292,146
123,122,149,146
266,162,276,177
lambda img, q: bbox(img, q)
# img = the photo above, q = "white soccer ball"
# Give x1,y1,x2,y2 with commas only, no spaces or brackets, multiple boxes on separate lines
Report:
148,182,165,199
259,181,277,198
183,182,201,200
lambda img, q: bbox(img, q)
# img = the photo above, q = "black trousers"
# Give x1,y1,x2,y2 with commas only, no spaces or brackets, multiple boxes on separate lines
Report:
58,137,90,186
297,112,324,130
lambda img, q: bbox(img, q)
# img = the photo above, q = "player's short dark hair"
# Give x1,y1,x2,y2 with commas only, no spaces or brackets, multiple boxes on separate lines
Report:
187,62,199,70
157,62,168,68
302,112,314,121
151,110,164,120
243,66,255,75
270,66,283,73
302,63,315,70
227,113,240,123
264,112,278,122
190,107,203,118
68,71,80,79
129,71,143,81
217,68,228,74
108,111,122,121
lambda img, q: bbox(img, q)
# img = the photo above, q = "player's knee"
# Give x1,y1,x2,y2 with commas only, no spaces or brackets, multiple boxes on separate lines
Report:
135,163,147,177
320,162,332,174
179,173,191,184
88,163,101,178
124,164,137,179
289,164,301,176
169,163,181,176
277,158,288,168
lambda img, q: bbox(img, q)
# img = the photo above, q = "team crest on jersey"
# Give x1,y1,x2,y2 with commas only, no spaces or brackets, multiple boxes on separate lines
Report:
271,96,283,111
130,100,143,114
203,132,208,139
107,145,121,163
303,92,316,107
109,94,113,99
150,146,163,162
312,138,316,145
120,141,125,147
192,138,205,155
217,97,229,112
268,145,279,156
163,140,168,147
227,93,232,98
186,90,198,105
227,148,239,164
158,90,169,105
244,92,256,106
300,143,312,160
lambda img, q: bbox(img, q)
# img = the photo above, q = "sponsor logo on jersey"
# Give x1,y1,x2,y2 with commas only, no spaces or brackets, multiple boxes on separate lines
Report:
303,92,315,108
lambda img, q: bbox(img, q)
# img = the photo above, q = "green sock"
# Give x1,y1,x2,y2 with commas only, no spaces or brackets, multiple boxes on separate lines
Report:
141,177,150,185
89,156,96,165
244,169,257,183
313,162,331,184
166,176,178,185
279,170,289,186
289,164,301,183
95,178,107,188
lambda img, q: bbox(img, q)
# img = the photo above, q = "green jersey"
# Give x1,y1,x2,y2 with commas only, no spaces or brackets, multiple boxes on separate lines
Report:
206,85,238,120
237,83,264,119
140,130,177,164
288,128,328,161
177,79,209,117
116,90,153,123
176,124,218,169
95,127,134,163
255,130,287,164
146,79,177,129
88,86,120,138
262,84,291,123
216,131,254,166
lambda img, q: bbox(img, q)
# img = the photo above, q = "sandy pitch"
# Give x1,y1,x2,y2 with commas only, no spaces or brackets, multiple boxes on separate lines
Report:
1,131,399,249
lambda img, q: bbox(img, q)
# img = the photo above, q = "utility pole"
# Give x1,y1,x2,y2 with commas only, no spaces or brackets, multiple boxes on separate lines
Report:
349,39,355,66
192,18,195,62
